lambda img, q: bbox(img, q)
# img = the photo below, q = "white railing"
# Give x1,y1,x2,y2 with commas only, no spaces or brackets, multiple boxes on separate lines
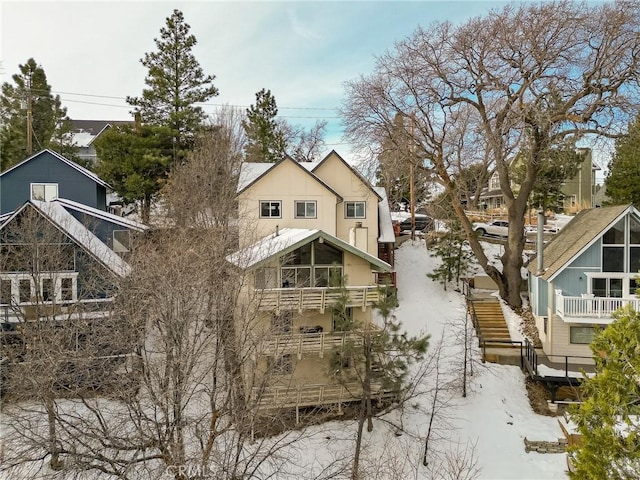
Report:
255,286,380,312
264,331,372,358
556,292,640,319
252,381,393,409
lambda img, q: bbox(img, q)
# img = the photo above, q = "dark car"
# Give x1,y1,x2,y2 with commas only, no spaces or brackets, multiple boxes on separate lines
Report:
399,215,433,233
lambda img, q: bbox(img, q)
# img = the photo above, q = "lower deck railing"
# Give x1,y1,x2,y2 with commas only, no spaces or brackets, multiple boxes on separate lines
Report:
251,381,394,409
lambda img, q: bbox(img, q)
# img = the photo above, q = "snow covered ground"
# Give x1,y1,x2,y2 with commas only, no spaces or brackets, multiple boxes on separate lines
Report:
0,240,568,480
284,239,567,480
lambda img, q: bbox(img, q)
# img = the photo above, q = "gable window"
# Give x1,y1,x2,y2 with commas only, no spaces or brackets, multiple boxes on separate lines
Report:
345,201,366,219
295,201,317,219
31,183,58,202
113,230,131,254
260,201,281,218
602,219,625,272
280,240,343,288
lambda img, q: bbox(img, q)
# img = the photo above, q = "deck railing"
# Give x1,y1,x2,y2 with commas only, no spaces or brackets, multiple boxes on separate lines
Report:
263,330,378,358
555,292,640,320
251,381,393,409
255,286,380,312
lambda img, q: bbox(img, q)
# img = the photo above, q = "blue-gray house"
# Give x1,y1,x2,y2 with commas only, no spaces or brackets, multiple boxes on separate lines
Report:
0,149,110,215
528,204,640,363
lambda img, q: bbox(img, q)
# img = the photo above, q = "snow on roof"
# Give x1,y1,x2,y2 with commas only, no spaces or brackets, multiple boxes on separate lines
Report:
299,161,319,171
53,198,148,231
227,227,392,272
374,186,395,243
31,200,131,277
0,149,110,188
227,228,319,269
237,163,274,192
72,131,96,148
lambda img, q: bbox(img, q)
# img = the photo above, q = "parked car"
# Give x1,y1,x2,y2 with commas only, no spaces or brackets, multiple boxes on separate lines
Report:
472,220,510,237
399,215,433,233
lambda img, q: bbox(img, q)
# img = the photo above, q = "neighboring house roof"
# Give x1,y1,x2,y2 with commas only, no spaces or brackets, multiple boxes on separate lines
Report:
374,186,395,243
227,227,392,272
527,204,634,281
312,150,382,201
1,200,131,277
236,157,343,201
71,120,131,147
53,198,148,232
0,149,110,188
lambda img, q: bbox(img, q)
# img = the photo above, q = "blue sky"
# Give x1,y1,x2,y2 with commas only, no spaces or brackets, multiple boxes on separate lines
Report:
0,1,529,158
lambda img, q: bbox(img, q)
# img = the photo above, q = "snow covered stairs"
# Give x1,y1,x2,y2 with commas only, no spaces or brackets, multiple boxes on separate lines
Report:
469,297,516,364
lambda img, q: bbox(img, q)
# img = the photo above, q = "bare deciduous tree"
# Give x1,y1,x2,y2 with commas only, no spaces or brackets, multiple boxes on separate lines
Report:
343,0,640,307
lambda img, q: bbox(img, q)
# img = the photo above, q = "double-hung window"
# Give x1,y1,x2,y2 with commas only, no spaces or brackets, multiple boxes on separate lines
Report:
31,183,58,201
295,201,316,219
345,201,366,219
260,201,281,218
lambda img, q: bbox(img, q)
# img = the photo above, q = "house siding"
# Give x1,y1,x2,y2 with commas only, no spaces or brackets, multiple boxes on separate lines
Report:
312,153,380,257
237,161,338,248
1,151,107,214
549,314,595,364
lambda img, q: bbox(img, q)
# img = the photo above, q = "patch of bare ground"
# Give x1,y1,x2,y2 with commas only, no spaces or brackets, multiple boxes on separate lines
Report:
525,378,555,416
516,307,543,348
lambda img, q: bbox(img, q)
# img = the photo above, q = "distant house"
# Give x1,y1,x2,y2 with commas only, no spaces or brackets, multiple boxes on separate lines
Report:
527,204,640,362
0,149,110,215
71,120,131,167
231,150,396,413
479,148,599,212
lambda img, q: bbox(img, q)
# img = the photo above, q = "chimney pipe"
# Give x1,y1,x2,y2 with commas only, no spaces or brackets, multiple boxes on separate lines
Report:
536,209,545,275
275,224,279,237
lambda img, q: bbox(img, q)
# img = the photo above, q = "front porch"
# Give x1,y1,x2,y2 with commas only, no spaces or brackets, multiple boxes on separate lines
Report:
555,291,640,322
255,286,381,313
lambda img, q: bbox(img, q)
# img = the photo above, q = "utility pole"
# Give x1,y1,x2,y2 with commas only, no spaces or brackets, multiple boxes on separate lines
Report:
409,112,416,240
26,70,33,155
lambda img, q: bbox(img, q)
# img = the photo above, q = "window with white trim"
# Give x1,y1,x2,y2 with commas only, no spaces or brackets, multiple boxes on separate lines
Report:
260,201,281,218
31,183,58,201
345,201,366,219
295,200,316,219
1,274,78,304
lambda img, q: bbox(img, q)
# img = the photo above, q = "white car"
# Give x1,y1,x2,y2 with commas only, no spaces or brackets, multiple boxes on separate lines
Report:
473,220,510,238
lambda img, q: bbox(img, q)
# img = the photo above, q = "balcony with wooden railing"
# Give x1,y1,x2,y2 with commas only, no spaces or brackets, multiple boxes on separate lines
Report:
255,286,380,313
251,381,395,409
555,290,640,323
263,330,380,358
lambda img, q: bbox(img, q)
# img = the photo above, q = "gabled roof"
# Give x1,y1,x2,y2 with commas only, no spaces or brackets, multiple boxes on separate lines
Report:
236,157,343,200
53,198,148,232
226,227,392,272
1,200,131,277
71,120,132,147
0,149,110,188
528,204,634,281
312,150,382,201
374,186,395,243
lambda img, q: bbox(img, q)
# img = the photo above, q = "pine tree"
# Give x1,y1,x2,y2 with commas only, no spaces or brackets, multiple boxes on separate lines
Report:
0,58,76,171
427,219,473,290
569,306,640,479
94,124,173,223
605,115,640,206
242,88,287,163
329,281,428,479
126,9,218,160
